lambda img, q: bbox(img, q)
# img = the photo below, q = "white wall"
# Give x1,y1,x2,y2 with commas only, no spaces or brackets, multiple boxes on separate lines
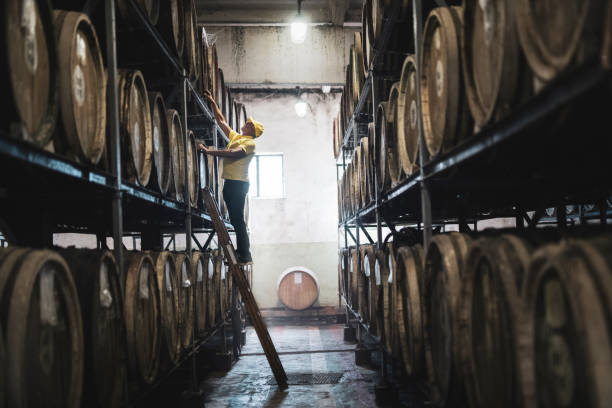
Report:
234,92,340,308
205,25,357,85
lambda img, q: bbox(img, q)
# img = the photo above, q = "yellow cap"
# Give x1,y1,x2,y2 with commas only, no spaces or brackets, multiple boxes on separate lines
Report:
247,117,264,138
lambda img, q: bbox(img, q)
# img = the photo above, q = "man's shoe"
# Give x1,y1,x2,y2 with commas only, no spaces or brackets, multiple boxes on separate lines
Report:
237,253,253,265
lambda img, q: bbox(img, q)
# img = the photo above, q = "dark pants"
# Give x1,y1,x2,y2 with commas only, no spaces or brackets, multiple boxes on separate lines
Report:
223,179,250,258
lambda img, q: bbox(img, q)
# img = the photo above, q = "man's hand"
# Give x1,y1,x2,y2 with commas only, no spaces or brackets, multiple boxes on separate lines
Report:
204,90,215,106
198,143,209,153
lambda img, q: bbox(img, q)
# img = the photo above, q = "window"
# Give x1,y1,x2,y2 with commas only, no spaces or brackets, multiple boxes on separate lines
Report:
249,153,284,198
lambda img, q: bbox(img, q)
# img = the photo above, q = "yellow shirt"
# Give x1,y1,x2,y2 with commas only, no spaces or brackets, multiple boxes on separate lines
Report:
221,130,256,182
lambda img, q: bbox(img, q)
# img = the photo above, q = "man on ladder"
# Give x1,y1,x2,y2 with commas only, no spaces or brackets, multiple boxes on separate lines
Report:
199,90,264,264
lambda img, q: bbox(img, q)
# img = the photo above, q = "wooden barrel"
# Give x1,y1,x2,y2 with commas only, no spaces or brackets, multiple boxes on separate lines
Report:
462,0,522,128
357,245,375,325
206,250,217,327
149,92,172,194
353,145,362,210
219,262,228,317
124,252,160,384
516,0,605,82
518,236,612,408
361,0,373,74
375,101,392,194
192,251,207,336
209,250,222,325
182,0,197,80
53,10,106,165
0,248,83,408
424,232,472,407
59,249,127,408
359,136,372,207
397,55,420,176
333,118,340,159
387,82,403,186
344,64,354,119
150,251,180,366
352,33,365,107
117,69,153,187
395,245,426,378
118,0,160,25
457,235,533,408
206,43,218,97
382,242,396,355
216,68,225,110
174,253,193,350
187,129,199,207
3,0,59,147
366,125,376,203
421,6,472,158
349,248,359,309
157,0,184,58
371,247,385,338
167,109,185,202
277,267,319,311
198,26,209,93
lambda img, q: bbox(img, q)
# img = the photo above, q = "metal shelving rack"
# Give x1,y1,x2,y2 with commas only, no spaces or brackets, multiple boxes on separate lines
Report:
337,0,612,389
0,0,242,404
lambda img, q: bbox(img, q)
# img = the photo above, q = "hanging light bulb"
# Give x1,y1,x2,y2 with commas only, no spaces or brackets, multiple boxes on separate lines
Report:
290,0,307,44
295,87,308,117
294,101,308,117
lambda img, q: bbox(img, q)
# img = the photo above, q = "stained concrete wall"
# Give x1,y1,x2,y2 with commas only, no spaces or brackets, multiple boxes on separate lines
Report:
205,25,358,85
231,91,340,308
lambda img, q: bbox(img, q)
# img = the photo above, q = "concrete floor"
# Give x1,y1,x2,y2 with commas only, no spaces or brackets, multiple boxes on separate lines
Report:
202,324,381,407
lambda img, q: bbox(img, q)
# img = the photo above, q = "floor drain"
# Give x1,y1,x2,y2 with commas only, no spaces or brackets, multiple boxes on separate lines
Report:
266,373,344,385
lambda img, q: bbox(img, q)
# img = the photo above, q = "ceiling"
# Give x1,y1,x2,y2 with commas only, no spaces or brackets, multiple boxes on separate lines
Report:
196,0,363,26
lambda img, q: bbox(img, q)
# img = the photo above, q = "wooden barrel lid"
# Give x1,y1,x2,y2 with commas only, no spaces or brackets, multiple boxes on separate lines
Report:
462,0,521,128
5,0,58,146
458,235,532,408
375,101,391,193
277,267,319,311
516,0,603,81
166,109,185,202
124,252,160,384
59,249,127,408
207,250,218,327
175,253,193,350
118,70,153,187
187,129,199,207
0,248,83,408
421,6,470,158
149,93,171,194
192,251,207,335
157,0,184,58
53,10,106,164
519,237,612,407
387,82,403,186
150,251,180,365
397,55,420,176
424,232,472,406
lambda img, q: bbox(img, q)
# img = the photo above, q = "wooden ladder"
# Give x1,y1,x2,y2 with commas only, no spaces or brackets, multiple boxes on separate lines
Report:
203,187,288,389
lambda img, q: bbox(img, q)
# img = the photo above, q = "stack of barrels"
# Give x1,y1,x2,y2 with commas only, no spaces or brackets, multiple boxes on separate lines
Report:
0,245,234,407
336,0,607,218
1,0,248,213
339,228,612,407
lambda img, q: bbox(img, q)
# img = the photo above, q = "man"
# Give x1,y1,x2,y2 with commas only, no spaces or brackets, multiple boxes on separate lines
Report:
199,90,263,264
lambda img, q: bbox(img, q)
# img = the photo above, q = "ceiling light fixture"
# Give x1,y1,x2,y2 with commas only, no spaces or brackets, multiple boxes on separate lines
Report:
291,0,307,44
294,87,308,117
